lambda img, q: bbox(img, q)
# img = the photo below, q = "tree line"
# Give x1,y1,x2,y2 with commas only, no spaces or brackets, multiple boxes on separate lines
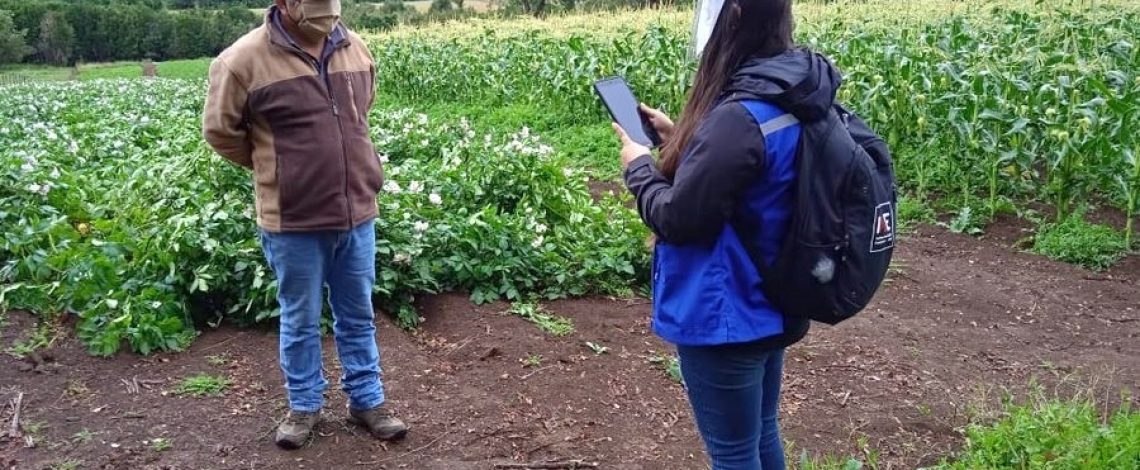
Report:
0,0,454,66
0,0,699,66
0,0,263,66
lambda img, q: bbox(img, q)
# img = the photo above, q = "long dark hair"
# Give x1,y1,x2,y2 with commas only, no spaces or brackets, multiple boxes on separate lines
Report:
659,0,795,179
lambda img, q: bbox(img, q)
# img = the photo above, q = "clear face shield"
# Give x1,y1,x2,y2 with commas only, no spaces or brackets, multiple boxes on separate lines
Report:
691,0,726,59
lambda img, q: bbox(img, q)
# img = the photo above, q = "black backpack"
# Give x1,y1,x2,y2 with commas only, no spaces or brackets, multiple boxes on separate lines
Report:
738,102,897,325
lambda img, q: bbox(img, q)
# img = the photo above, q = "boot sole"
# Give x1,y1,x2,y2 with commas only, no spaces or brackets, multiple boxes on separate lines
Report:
275,415,319,450
346,415,409,441
274,434,310,450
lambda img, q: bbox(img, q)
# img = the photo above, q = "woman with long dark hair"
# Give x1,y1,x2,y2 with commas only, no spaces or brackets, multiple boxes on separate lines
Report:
612,0,845,468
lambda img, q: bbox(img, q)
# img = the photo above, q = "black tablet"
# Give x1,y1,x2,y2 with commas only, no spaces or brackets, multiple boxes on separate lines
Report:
593,76,662,148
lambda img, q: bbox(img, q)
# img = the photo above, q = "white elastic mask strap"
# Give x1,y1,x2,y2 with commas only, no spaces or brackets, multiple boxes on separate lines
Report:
693,0,726,57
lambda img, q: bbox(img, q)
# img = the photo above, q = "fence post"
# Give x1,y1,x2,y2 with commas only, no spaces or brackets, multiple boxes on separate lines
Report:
142,59,158,78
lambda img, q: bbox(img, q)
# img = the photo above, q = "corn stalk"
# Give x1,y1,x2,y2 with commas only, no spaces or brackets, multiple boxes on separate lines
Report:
1120,149,1139,248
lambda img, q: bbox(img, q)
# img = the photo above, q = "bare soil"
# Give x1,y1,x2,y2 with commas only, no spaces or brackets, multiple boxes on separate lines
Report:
2,223,1138,470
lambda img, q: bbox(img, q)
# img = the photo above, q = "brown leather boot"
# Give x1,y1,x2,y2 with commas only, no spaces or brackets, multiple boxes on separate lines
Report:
275,410,320,450
347,404,408,441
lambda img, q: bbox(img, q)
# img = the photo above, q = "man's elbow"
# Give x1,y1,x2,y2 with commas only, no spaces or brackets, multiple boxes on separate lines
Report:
203,131,252,168
226,154,254,170
202,127,225,152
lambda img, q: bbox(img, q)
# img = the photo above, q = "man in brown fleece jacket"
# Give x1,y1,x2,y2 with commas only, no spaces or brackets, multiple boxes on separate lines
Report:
202,0,407,450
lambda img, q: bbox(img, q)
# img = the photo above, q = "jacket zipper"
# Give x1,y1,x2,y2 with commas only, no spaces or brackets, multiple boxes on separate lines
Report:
331,68,353,231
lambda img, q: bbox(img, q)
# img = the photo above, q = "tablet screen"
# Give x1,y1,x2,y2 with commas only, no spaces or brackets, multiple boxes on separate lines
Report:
595,78,657,148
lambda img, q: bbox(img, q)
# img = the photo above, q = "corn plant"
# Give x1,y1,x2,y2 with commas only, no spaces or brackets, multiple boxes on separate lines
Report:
1120,149,1139,248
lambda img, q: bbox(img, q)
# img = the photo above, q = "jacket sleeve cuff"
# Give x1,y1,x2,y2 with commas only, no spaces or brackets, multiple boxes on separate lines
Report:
623,154,656,183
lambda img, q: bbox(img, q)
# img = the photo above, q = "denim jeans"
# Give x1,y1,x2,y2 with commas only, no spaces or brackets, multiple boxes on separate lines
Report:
259,219,385,413
677,342,786,470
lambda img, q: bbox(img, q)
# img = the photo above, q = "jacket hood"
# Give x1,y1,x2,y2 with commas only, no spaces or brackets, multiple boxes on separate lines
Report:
725,48,842,122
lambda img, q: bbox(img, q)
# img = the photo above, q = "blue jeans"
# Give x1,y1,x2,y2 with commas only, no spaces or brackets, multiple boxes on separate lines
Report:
677,343,786,470
259,219,385,413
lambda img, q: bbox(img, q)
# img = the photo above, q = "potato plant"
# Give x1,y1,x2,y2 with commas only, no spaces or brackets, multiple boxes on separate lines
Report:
0,81,648,356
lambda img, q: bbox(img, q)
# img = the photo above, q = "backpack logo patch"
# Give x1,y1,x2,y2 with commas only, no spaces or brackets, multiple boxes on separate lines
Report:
870,202,895,253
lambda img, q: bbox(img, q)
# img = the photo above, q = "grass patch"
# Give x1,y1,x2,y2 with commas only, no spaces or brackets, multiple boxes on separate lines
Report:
931,396,1140,469
5,316,63,358
0,64,75,83
76,61,145,80
77,58,210,81
508,302,574,337
155,58,211,80
648,352,682,384
206,353,231,367
71,429,95,444
1,59,210,83
24,421,47,437
1032,214,1129,270
791,433,881,470
797,455,874,470
174,374,230,397
520,354,543,368
148,437,172,452
788,391,1140,469
545,124,623,178
897,194,936,234
48,461,81,470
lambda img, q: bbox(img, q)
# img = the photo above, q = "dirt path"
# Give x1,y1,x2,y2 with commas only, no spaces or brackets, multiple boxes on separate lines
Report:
2,225,1138,470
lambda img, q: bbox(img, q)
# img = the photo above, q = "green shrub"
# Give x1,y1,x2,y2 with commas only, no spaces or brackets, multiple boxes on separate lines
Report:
0,80,648,356
897,195,936,234
932,398,1140,469
1033,214,1129,270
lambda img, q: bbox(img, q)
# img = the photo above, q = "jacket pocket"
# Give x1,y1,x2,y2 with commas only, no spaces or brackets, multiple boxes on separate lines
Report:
367,151,384,193
653,242,724,336
345,74,361,125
